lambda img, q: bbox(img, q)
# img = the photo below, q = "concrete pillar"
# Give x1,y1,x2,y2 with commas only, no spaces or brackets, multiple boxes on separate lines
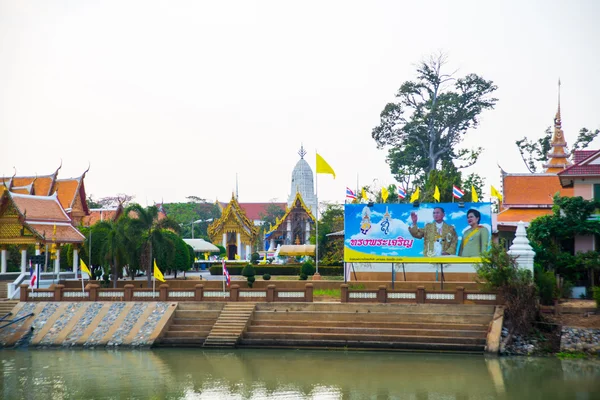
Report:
1,248,6,274
222,233,227,250
269,239,275,251
20,247,27,274
245,245,250,260
194,284,204,301
286,219,292,244
508,221,535,276
236,232,241,259
54,248,61,274
340,284,348,303
72,247,79,278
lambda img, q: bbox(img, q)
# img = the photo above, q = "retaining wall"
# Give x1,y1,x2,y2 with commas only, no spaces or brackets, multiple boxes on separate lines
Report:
0,301,175,348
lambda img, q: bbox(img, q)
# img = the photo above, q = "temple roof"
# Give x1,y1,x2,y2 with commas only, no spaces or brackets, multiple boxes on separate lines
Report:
265,192,315,238
0,191,85,243
496,208,553,226
217,201,286,222
502,174,573,206
82,206,124,226
208,194,259,241
558,149,600,187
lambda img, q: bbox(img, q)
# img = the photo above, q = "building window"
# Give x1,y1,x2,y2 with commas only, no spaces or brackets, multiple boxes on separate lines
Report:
594,184,600,201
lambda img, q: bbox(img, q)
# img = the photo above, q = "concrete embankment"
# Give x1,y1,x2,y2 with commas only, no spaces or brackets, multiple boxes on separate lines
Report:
1,302,501,353
0,301,175,348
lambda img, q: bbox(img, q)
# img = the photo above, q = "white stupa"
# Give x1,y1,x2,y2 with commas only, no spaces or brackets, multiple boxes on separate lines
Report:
287,145,317,216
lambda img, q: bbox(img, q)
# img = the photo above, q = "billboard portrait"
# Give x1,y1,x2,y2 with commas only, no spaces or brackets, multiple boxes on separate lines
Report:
344,202,492,263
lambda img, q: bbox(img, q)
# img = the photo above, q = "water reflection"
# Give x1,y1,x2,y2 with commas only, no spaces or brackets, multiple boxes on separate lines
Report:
1,349,599,399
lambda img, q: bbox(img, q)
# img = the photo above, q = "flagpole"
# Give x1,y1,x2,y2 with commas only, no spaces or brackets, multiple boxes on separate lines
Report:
222,262,225,295
315,151,319,276
81,266,85,294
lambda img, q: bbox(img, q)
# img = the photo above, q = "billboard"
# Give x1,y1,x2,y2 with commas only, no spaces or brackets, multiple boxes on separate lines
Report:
344,202,492,263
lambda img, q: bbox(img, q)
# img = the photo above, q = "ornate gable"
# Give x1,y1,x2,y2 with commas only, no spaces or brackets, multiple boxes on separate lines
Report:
208,194,259,243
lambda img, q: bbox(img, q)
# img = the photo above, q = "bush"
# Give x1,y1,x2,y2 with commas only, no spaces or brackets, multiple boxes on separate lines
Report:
209,264,343,276
535,265,558,306
593,287,600,308
301,261,315,277
241,264,256,288
560,280,574,299
475,241,537,337
262,273,271,281
251,252,260,265
299,273,308,281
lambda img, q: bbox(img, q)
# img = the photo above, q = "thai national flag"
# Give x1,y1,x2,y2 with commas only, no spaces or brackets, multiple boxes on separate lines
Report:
29,260,37,288
453,185,465,199
222,260,231,287
345,187,357,199
397,186,406,199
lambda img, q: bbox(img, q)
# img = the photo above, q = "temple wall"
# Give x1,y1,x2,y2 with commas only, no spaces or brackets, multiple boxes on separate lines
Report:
574,183,593,199
0,302,175,348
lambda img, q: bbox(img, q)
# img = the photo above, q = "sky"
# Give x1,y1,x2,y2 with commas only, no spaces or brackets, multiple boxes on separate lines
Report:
1,0,599,206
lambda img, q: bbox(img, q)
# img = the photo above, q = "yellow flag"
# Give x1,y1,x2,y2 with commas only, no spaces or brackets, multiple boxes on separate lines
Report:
491,185,503,202
361,188,368,200
153,259,166,282
80,259,91,276
381,187,389,202
433,186,440,202
409,187,420,203
316,153,336,178
471,185,479,202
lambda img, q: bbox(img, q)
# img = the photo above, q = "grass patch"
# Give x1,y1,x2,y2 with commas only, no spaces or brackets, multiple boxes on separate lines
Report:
314,288,341,298
556,351,588,359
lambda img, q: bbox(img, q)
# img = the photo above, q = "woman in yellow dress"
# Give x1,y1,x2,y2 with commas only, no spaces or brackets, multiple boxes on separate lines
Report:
458,209,489,257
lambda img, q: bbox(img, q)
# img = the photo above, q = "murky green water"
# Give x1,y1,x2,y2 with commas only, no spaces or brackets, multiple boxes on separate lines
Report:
1,349,599,399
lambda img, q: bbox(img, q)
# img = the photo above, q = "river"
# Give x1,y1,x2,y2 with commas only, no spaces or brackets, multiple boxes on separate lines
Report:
1,349,599,399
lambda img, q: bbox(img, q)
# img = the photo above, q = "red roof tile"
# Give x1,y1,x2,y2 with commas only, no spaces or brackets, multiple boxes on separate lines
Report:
238,203,286,221
82,208,122,226
503,175,573,205
573,150,598,163
11,193,70,223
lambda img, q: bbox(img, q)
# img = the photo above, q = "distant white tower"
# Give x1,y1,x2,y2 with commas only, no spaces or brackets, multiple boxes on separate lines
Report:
288,145,317,216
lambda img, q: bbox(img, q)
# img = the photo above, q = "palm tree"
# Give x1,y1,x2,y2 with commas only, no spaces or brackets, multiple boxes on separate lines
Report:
96,218,127,288
126,204,181,284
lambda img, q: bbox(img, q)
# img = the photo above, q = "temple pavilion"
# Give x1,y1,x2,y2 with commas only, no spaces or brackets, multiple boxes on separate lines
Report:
0,165,89,275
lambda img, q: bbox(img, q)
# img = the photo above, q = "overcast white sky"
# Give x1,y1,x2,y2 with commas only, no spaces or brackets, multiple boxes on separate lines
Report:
1,0,599,206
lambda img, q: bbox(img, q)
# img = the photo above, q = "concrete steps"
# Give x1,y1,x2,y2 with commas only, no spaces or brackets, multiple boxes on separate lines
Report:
155,303,223,347
203,303,256,348
0,282,9,299
0,300,18,318
240,303,495,352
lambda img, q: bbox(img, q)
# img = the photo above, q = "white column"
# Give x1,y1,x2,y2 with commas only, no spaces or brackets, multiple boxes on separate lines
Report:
269,239,275,251
54,249,61,274
1,249,7,273
305,220,311,244
73,248,79,278
286,219,292,244
245,245,250,260
236,233,241,258
222,233,227,249
21,248,27,274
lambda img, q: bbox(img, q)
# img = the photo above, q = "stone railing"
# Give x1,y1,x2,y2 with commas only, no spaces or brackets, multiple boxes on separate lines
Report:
341,285,501,305
20,283,314,303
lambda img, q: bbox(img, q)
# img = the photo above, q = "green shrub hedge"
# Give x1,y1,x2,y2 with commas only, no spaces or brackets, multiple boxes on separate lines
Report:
209,265,343,276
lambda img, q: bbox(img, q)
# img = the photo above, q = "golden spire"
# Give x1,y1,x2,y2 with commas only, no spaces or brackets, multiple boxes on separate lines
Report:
544,78,571,173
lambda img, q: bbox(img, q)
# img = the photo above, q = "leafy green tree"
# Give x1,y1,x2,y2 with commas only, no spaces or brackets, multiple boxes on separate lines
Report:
155,230,192,278
126,204,181,284
516,127,600,173
315,203,344,265
95,219,128,288
163,199,221,239
372,53,498,185
528,195,600,286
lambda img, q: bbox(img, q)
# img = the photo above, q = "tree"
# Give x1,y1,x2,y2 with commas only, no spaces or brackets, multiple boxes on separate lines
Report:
256,202,286,250
96,194,135,208
126,204,181,284
372,53,498,185
155,230,192,278
527,195,600,286
315,203,344,265
163,199,221,239
516,127,600,173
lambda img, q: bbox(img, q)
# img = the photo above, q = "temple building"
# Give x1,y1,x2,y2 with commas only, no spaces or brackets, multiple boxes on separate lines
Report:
0,166,90,276
264,192,316,251
496,88,574,244
207,194,259,260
